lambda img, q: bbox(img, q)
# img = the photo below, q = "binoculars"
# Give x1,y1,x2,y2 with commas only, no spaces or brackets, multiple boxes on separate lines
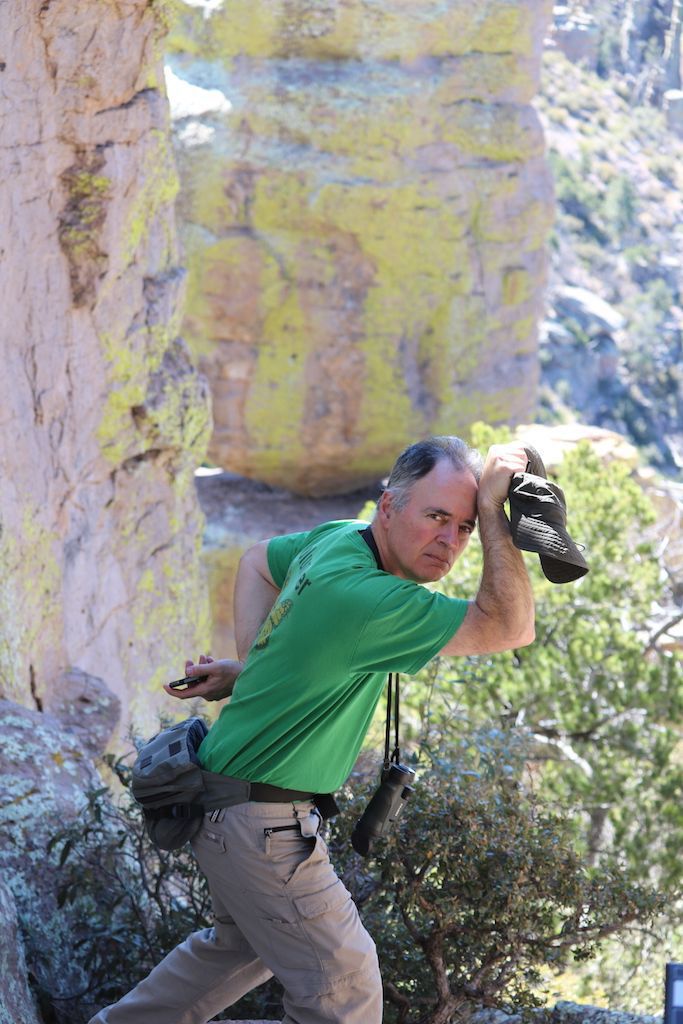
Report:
351,762,416,856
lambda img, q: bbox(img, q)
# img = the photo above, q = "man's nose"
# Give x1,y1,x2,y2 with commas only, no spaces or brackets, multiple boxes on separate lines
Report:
437,522,458,548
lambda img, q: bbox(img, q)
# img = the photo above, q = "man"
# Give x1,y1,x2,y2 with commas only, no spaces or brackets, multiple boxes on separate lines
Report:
90,437,534,1024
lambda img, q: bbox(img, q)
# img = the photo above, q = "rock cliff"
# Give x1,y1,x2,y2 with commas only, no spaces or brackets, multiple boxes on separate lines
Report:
168,0,555,494
1,0,212,734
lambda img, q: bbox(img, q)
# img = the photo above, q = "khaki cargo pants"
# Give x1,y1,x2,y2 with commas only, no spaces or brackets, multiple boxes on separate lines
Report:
88,800,382,1024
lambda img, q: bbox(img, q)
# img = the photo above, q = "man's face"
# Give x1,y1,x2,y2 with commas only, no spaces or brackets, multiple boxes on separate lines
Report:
378,460,478,583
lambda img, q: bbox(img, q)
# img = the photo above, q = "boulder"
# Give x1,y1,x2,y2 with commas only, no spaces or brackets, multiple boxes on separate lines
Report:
471,1002,661,1024
513,423,640,471
2,0,211,739
0,699,104,1020
552,286,626,335
42,668,121,759
169,0,555,495
0,878,42,1024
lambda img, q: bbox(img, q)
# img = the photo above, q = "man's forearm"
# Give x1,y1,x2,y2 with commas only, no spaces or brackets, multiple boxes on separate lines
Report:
475,501,535,648
234,543,281,661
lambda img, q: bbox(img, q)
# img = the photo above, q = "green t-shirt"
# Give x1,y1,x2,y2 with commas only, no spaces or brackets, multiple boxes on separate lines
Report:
198,520,469,792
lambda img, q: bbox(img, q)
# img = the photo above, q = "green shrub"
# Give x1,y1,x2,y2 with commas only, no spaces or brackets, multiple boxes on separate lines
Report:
42,762,216,1023
547,152,606,242
602,175,639,242
331,734,664,1024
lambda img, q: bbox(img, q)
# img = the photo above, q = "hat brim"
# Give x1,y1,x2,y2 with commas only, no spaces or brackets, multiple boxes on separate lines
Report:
514,511,589,583
523,444,547,479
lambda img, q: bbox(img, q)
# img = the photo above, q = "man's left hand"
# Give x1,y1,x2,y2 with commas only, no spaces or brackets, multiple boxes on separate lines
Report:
163,654,243,702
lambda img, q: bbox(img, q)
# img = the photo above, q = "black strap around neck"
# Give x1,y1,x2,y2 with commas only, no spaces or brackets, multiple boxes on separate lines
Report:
359,529,401,766
385,673,401,768
360,526,384,571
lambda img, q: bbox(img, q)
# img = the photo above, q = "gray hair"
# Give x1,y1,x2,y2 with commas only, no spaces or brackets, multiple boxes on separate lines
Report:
381,436,483,512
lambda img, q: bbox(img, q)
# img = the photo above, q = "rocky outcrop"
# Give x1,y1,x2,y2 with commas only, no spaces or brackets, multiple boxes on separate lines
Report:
540,282,682,475
538,45,683,475
169,0,555,495
472,1002,661,1024
550,10,600,70
0,878,41,1024
550,1003,661,1024
1,0,211,736
0,699,104,1021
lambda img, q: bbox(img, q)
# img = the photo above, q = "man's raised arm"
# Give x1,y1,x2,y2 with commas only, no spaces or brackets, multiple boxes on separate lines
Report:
441,443,535,657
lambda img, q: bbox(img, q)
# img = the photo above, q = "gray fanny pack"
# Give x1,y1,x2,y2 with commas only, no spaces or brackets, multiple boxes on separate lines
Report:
131,717,249,851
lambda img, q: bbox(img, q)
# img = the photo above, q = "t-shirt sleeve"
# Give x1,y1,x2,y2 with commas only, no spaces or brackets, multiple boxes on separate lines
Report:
267,520,360,589
267,531,311,588
350,583,469,675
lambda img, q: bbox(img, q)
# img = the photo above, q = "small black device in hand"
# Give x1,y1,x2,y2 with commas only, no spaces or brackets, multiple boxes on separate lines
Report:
168,676,199,690
351,762,415,856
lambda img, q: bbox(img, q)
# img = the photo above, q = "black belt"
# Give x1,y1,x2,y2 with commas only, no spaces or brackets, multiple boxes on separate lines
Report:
248,781,314,802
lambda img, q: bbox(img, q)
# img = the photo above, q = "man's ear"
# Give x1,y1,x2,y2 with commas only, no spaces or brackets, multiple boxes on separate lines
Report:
377,489,393,525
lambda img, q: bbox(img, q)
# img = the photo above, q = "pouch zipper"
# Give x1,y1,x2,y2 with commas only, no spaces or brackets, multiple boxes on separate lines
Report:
263,822,300,855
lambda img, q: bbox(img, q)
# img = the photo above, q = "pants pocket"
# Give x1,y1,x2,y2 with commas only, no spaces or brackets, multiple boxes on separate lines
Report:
192,824,228,854
247,877,373,984
265,828,316,885
294,878,376,982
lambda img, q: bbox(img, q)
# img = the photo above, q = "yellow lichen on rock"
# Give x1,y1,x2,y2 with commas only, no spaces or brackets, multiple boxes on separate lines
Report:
0,514,61,703
170,0,554,494
184,0,543,62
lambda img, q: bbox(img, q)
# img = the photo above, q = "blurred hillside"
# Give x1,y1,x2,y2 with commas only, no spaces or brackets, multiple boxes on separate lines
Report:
538,0,683,476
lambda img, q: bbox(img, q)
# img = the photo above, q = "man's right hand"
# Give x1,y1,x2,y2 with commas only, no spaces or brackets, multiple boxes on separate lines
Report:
476,442,529,514
163,654,243,702
439,440,535,657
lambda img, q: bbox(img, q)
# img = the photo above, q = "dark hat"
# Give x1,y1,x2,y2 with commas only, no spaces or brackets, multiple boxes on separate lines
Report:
508,445,589,584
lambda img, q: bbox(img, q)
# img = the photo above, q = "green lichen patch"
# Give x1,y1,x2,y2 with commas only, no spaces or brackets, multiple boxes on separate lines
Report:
442,101,545,163
177,0,540,63
131,340,212,460
96,330,152,465
123,129,179,266
0,514,61,705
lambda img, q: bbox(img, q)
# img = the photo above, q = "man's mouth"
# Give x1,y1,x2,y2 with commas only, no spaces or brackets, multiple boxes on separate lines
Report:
425,553,450,569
